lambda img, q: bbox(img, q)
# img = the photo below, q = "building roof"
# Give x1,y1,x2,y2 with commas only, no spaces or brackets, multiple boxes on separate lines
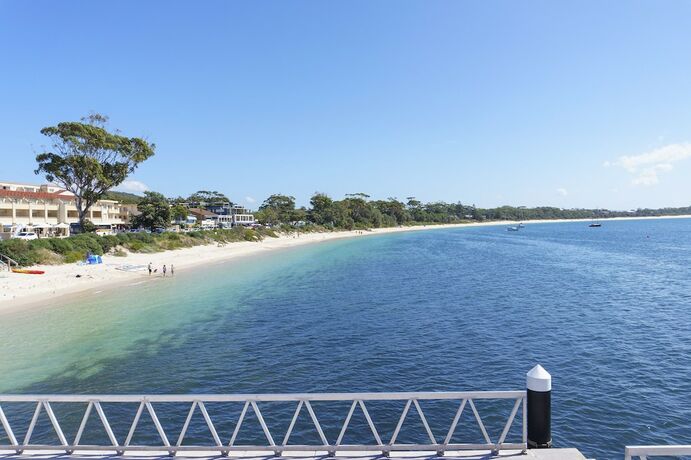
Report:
188,208,218,217
0,188,120,205
0,189,68,200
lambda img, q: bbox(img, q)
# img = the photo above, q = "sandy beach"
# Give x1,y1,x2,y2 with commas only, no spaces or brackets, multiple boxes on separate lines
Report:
2,215,690,313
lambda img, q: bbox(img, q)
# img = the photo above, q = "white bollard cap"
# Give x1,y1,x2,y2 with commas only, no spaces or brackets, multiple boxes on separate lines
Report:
526,364,551,392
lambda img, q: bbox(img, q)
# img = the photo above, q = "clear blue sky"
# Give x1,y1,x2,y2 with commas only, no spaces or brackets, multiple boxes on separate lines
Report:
2,1,691,210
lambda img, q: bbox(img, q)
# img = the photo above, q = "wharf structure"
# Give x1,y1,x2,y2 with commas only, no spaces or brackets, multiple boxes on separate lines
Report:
0,366,599,460
0,368,684,459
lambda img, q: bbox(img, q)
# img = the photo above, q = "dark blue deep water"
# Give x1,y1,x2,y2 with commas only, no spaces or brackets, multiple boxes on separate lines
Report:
2,218,691,459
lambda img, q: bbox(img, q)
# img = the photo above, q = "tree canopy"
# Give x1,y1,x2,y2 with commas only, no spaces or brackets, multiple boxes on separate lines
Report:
256,194,306,225
35,113,155,230
187,190,231,206
132,191,171,231
170,204,189,223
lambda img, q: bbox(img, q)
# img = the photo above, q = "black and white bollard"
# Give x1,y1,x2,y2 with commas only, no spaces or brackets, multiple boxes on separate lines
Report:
526,364,552,448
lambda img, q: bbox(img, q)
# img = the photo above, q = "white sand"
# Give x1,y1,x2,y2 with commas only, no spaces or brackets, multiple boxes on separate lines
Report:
2,215,690,313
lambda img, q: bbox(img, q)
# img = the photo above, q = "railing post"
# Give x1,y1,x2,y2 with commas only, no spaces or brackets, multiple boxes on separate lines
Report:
526,365,551,449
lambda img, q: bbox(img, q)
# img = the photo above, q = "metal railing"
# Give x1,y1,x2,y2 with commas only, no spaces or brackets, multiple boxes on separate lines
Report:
625,445,691,459
0,253,18,272
0,391,526,456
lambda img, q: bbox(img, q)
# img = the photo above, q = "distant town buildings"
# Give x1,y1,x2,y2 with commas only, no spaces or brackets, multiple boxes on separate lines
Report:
187,204,256,229
0,180,256,239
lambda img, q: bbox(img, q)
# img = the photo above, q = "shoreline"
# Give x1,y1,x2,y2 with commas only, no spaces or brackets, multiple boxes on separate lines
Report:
2,214,690,313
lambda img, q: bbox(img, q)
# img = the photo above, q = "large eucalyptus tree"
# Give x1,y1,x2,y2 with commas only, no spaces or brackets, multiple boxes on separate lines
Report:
35,113,155,231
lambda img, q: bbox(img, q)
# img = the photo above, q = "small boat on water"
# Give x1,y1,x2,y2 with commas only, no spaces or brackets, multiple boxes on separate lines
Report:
518,223,525,228
589,223,602,227
507,226,520,232
12,269,45,275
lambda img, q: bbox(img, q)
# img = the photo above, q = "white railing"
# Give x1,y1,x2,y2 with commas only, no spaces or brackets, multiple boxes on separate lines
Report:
0,253,18,271
625,445,691,459
0,391,526,456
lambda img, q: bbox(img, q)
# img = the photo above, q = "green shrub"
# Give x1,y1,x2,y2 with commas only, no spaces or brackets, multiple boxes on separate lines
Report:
259,228,278,238
243,229,261,241
1,227,278,267
164,232,181,241
99,235,120,253
31,248,64,265
131,232,155,243
64,250,86,263
29,239,54,251
125,240,145,252
48,238,74,254
70,234,104,255
0,239,35,266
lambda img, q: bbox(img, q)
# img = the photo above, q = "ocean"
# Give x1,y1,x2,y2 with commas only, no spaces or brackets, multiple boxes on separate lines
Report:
1,218,691,459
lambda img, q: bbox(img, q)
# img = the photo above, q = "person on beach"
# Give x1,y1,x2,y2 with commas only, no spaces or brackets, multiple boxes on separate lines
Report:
162,265,167,277
171,264,174,276
148,262,152,275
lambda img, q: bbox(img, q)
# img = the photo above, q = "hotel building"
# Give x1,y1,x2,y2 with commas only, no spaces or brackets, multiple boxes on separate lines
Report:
0,181,128,239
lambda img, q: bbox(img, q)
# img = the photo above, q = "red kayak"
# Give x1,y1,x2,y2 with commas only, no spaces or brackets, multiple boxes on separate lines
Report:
12,269,45,275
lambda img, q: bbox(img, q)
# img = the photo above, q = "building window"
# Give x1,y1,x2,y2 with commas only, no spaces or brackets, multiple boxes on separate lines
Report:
31,210,43,218
67,210,78,218
0,209,11,217
48,210,58,218
16,209,29,218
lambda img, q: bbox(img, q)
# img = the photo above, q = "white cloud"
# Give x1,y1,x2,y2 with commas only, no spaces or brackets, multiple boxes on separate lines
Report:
245,196,256,204
556,188,568,196
606,143,691,186
115,180,149,193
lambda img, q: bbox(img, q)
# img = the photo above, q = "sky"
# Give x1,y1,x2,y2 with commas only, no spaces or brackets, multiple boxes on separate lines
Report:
1,1,691,210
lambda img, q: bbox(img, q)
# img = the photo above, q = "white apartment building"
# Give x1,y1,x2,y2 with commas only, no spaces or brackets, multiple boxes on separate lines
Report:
230,205,256,227
0,181,126,239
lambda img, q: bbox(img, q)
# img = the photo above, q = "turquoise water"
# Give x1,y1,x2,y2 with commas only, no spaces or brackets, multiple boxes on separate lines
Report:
2,219,691,458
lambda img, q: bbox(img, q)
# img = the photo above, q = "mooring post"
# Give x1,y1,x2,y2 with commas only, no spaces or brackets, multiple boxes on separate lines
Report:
526,364,552,449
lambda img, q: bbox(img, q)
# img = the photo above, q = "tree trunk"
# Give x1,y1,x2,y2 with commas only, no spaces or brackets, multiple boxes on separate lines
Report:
76,197,92,233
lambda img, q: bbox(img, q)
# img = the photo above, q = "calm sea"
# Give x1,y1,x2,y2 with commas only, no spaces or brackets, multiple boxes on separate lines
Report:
1,218,691,459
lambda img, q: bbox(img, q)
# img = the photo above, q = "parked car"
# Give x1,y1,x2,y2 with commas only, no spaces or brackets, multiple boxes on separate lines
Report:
13,232,38,240
95,228,115,236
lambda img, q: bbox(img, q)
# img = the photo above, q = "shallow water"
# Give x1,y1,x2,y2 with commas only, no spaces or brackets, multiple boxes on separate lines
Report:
1,219,691,459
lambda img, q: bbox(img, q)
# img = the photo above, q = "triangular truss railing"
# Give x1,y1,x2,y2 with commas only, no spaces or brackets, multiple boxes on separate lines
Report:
0,391,526,456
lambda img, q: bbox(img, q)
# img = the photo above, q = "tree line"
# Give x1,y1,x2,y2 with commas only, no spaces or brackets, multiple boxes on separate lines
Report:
31,113,691,233
253,193,691,229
